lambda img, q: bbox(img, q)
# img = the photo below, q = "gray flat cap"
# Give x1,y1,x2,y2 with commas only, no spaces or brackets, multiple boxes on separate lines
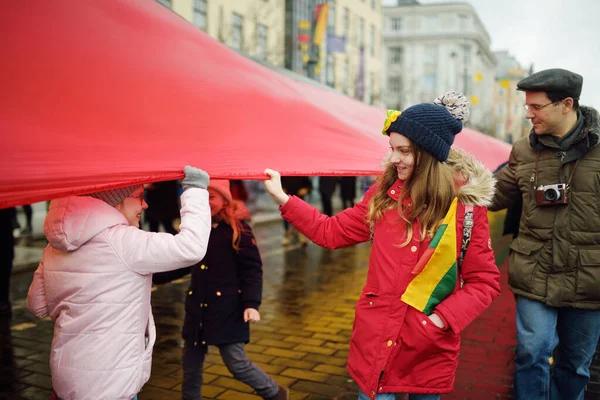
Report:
517,68,583,99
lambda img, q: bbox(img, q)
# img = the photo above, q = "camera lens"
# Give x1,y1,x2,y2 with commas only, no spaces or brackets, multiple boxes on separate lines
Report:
544,188,560,202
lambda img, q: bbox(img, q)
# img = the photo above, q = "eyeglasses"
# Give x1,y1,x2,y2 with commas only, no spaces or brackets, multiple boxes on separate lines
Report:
128,192,145,204
523,101,557,112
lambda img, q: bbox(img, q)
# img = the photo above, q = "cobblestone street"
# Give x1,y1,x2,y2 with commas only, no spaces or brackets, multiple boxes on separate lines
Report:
2,212,600,399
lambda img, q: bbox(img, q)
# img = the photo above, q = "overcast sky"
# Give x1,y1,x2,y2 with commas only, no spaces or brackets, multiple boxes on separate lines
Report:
381,0,600,108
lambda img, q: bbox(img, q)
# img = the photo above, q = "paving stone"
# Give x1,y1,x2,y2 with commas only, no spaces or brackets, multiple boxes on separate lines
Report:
284,336,325,347
281,368,330,383
263,347,307,360
303,354,348,367
293,344,336,356
311,333,350,343
271,357,318,370
312,364,349,377
257,338,298,349
216,390,262,399
212,376,255,393
290,380,342,398
137,385,181,399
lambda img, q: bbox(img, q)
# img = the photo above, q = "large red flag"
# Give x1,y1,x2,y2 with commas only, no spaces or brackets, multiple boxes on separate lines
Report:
0,1,510,208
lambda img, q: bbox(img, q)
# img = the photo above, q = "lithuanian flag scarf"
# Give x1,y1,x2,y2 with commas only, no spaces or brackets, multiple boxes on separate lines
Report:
401,197,458,315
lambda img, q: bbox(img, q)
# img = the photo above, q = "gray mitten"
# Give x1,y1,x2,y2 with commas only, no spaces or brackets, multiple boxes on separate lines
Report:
182,166,210,190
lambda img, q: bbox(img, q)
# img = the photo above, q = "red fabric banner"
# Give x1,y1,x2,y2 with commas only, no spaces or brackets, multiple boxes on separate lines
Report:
0,1,511,208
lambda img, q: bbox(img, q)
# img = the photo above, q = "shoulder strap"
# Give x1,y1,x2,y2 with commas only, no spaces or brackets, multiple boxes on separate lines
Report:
458,205,474,287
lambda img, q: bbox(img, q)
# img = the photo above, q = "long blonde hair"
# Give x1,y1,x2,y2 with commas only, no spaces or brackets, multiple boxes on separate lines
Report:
366,142,456,246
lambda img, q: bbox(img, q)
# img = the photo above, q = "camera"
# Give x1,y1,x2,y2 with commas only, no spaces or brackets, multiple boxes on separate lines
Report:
535,183,569,206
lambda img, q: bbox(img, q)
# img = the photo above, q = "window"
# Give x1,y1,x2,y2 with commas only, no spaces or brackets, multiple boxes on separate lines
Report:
359,18,364,46
343,60,349,94
231,13,243,50
326,53,335,88
193,0,207,30
422,75,437,93
461,44,471,64
424,15,438,32
371,0,376,10
369,71,375,103
497,103,504,115
389,76,402,94
327,0,336,35
496,122,505,137
343,8,350,38
514,103,519,115
423,45,438,94
391,17,402,31
389,47,403,64
370,25,375,57
156,0,171,8
458,15,468,31
256,24,267,60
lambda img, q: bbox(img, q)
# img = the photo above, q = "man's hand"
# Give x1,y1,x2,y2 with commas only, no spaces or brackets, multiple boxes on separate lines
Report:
244,308,260,323
428,313,445,329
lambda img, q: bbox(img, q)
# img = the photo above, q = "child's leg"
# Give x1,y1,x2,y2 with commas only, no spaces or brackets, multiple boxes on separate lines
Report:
218,343,280,399
182,341,207,400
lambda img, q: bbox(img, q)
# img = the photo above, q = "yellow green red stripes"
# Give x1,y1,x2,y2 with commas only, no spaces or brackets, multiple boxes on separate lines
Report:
401,198,458,315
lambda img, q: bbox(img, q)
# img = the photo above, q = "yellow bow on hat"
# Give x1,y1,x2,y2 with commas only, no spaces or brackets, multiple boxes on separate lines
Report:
382,109,402,135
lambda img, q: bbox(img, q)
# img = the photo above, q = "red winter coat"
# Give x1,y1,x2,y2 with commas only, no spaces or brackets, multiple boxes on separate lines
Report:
279,150,501,397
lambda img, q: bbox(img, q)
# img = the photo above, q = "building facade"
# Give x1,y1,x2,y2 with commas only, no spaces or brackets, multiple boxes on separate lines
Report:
382,2,497,134
292,0,384,104
159,0,383,106
493,51,531,144
162,0,287,67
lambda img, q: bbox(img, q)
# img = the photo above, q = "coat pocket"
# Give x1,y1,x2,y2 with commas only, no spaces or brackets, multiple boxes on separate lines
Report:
394,307,459,387
348,289,385,371
508,237,545,293
575,249,600,302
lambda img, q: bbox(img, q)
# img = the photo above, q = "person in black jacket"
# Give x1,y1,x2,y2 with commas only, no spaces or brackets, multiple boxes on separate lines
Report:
180,180,289,400
0,207,15,316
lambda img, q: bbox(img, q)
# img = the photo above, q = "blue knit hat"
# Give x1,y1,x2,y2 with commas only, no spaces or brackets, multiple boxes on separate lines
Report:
383,91,470,162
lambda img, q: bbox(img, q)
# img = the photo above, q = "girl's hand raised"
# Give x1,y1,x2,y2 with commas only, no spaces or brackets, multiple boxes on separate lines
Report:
263,169,290,206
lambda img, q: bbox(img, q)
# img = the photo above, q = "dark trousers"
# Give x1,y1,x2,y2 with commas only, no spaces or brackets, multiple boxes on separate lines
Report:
320,192,333,216
0,246,13,303
182,342,278,400
148,217,177,234
22,205,32,230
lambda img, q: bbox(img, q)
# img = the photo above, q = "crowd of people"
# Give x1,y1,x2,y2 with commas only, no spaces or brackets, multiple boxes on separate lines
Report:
2,68,595,400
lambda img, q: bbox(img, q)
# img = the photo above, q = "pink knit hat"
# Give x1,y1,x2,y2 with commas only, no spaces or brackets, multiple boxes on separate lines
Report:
208,180,232,203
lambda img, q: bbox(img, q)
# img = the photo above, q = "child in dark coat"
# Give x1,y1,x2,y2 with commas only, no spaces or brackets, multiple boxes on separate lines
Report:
181,180,289,400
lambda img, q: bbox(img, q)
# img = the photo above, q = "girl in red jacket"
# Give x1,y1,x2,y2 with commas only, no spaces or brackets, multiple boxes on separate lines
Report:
263,92,501,400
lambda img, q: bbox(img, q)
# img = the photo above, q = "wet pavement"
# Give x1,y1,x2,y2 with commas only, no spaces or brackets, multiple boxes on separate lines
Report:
2,211,600,399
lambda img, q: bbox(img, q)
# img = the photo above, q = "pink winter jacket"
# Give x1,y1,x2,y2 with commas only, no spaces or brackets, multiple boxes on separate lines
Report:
26,188,211,400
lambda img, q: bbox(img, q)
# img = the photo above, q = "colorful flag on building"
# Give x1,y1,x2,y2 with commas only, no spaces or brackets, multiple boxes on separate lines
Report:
313,3,329,46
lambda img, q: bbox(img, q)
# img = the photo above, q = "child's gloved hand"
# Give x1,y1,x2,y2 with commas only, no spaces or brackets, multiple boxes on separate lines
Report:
244,308,260,323
182,166,210,190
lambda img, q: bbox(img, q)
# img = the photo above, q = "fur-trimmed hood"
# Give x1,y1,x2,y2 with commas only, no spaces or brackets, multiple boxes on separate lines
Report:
446,148,496,207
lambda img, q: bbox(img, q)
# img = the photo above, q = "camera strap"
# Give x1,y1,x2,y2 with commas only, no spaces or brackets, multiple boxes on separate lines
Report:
458,205,474,288
535,151,580,188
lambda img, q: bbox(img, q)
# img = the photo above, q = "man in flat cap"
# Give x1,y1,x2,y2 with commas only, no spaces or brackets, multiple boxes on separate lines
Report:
490,68,600,400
